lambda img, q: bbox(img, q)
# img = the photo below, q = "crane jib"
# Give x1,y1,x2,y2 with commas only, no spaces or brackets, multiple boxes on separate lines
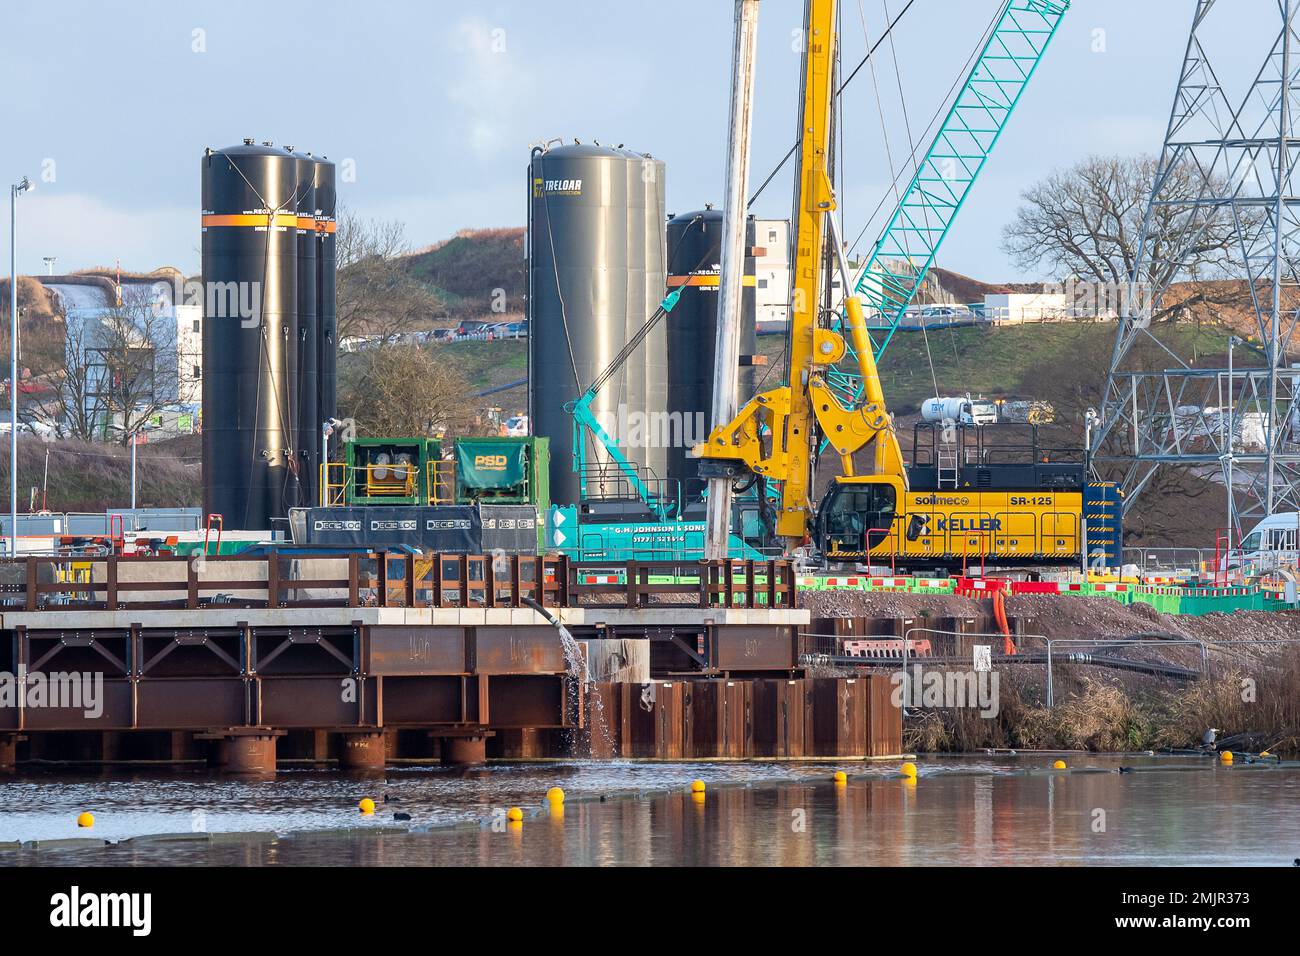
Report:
843,0,1072,369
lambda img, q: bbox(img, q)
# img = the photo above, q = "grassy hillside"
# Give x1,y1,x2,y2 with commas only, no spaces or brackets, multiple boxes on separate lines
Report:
447,339,528,392
0,436,200,514
402,228,525,320
750,320,1237,413
430,320,1241,420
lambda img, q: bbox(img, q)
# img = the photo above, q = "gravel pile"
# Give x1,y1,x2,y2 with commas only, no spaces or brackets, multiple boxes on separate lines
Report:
1178,609,1300,644
1004,594,1191,641
801,588,984,619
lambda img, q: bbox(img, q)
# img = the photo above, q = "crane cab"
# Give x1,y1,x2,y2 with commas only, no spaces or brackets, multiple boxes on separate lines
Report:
814,475,903,557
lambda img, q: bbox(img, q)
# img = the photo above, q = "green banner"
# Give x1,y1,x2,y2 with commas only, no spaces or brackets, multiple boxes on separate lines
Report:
457,441,527,489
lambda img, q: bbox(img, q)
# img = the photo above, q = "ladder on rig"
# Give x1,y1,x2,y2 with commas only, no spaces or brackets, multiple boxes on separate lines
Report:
937,444,960,489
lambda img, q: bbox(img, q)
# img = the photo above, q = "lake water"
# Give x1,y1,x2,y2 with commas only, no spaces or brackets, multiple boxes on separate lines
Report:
2,754,1296,866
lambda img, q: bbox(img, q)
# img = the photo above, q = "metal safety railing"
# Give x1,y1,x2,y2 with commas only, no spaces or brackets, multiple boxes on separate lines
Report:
0,552,570,612
903,626,1038,663
1121,546,1212,576
319,460,455,507
568,559,796,610
867,527,898,572
1029,637,1208,708
0,554,797,612
959,530,992,577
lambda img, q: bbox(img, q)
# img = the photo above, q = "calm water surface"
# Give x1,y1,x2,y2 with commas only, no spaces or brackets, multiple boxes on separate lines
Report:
2,755,1296,865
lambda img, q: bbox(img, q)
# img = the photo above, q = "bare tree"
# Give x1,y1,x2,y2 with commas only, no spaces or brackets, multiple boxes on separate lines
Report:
1001,154,1244,321
36,285,192,444
0,277,63,426
337,344,474,438
336,208,443,346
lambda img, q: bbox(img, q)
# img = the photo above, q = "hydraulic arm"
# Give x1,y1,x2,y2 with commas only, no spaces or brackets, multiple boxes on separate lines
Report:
565,287,683,519
697,0,905,548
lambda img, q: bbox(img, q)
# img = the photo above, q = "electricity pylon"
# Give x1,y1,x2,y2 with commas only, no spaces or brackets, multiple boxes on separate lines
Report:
1094,0,1300,535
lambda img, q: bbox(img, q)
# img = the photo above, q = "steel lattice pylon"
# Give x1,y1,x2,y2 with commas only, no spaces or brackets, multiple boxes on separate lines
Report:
1094,0,1300,531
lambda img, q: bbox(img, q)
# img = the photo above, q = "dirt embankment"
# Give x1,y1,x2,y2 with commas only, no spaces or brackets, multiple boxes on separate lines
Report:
0,436,200,513
801,588,986,619
800,588,1300,754
801,588,1300,646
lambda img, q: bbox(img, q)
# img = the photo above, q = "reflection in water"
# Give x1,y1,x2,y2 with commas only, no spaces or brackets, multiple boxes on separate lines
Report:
2,756,1297,866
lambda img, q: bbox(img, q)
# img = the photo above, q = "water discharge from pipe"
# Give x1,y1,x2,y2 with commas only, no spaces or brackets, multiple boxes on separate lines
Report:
520,597,615,757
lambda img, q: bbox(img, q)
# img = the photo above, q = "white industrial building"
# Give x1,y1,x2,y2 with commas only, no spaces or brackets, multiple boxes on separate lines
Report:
752,218,790,331
982,292,1070,323
38,273,202,439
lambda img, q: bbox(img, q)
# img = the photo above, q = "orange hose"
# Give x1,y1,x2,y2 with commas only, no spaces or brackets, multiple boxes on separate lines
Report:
993,588,1016,655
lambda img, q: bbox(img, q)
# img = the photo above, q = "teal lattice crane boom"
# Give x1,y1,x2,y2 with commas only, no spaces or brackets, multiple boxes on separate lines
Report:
843,0,1070,371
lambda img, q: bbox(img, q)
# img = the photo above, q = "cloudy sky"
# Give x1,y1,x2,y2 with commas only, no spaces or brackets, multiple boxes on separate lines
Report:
0,0,1270,281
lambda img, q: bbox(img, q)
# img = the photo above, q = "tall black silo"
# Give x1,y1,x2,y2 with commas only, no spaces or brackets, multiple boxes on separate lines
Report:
664,206,757,498
314,157,338,453
291,149,318,507
201,139,299,531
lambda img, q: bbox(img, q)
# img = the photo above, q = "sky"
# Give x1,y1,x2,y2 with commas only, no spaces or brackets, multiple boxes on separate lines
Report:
0,0,1267,282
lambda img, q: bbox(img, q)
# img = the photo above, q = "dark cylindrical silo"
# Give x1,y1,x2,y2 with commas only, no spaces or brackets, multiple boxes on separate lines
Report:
314,158,338,457
527,143,667,509
664,206,757,498
201,140,299,531
292,149,318,508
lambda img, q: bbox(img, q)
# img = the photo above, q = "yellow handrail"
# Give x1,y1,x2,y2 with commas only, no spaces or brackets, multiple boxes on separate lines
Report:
318,460,456,507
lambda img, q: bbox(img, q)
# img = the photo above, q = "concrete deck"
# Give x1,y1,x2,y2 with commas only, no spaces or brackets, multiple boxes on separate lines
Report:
1,605,809,631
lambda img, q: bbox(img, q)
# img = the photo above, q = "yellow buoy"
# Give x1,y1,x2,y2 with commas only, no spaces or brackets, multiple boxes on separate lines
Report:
546,786,565,804
507,806,524,822
833,771,847,785
691,791,706,805
691,779,706,794
358,797,375,815
1052,759,1067,770
900,762,917,779
1219,750,1234,763
76,811,94,829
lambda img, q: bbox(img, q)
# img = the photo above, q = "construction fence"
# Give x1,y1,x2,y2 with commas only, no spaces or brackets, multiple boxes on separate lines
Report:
795,575,1294,616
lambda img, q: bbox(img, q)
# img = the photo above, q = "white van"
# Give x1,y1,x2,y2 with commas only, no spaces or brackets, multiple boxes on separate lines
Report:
1235,512,1299,571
